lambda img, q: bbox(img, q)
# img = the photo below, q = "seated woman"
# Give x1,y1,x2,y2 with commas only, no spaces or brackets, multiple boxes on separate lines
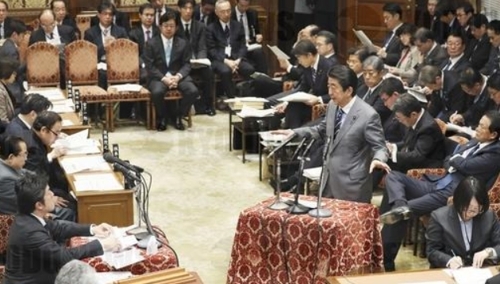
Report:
386,23,420,86
0,57,19,124
426,176,500,269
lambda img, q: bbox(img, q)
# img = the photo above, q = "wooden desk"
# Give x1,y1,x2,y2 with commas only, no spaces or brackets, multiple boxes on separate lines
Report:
327,267,498,284
60,112,91,135
61,155,134,226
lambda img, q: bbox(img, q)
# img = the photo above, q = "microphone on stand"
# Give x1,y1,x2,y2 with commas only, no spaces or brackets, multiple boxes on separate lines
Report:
267,132,297,159
289,137,308,162
288,138,316,214
309,136,333,218
103,152,144,173
112,163,141,182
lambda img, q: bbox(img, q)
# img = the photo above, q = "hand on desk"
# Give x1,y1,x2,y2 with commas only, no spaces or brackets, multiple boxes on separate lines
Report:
92,223,114,238
99,235,122,252
270,129,295,139
473,249,490,268
448,256,463,269
49,146,67,160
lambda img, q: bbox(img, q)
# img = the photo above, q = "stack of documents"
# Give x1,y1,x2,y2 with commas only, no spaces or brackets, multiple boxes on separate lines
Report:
110,83,143,92
26,87,66,101
303,167,322,181
259,131,287,143
53,129,101,155
225,97,268,110
73,172,124,192
59,155,109,174
278,92,318,103
237,105,275,118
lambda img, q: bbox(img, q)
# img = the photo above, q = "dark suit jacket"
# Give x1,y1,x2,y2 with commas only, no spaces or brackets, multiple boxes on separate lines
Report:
394,110,445,171
128,25,160,56
175,20,207,59
431,16,449,44
4,116,34,147
0,39,25,101
84,24,128,61
428,70,467,120
0,17,12,39
194,4,216,26
0,161,24,215
441,54,471,75
28,25,76,46
314,0,336,12
421,43,448,69
230,7,260,43
463,85,493,128
356,83,391,123
295,55,334,103
427,206,500,268
206,19,247,62
91,10,131,32
481,46,500,76
5,214,103,284
468,34,492,71
61,15,78,36
383,112,405,143
383,26,404,67
143,35,192,83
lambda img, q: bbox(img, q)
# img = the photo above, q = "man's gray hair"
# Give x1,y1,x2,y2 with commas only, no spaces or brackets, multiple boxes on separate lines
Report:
55,260,98,284
362,55,385,71
419,65,441,85
215,0,230,9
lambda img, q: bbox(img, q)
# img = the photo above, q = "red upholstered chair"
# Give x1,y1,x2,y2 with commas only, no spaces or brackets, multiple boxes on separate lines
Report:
0,215,15,282
26,42,60,87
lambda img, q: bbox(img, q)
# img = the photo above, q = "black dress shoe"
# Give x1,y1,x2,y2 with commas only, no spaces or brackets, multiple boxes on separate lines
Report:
206,107,216,116
380,206,411,225
174,117,185,131
156,118,167,131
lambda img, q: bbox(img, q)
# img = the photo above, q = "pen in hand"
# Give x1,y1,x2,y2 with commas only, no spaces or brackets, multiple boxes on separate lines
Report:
451,249,463,269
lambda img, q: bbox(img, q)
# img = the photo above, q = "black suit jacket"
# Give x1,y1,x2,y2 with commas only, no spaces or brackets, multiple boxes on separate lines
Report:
356,83,391,123
206,20,247,62
84,24,128,61
194,4,216,26
427,206,500,268
91,10,130,32
383,112,405,143
420,43,448,69
128,25,160,56
441,54,471,75
431,16,449,44
295,55,334,103
28,25,76,46
468,34,492,71
230,7,260,43
175,20,207,59
0,17,12,39
481,46,500,76
4,116,33,147
0,39,25,100
428,70,467,120
462,85,493,128
5,214,103,284
383,26,404,67
61,15,78,36
394,110,445,171
143,35,192,83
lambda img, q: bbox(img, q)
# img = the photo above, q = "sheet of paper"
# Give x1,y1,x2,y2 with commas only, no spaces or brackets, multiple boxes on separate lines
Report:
259,131,288,143
237,106,275,118
451,267,493,284
26,87,66,101
303,167,322,181
247,43,262,51
101,248,145,269
97,272,133,284
225,97,268,103
62,119,74,126
110,84,143,92
59,156,108,174
353,29,374,47
97,62,107,71
51,99,75,113
405,86,428,103
267,44,290,60
73,172,124,191
53,129,91,149
278,92,318,103
446,123,475,137
190,58,211,66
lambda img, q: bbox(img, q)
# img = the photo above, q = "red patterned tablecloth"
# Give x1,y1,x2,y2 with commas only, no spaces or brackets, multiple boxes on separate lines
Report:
70,233,177,275
226,194,383,284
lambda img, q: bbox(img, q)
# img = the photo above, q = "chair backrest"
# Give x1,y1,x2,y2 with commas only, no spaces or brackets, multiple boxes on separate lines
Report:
105,38,139,85
65,40,98,85
76,14,95,40
18,31,31,65
26,42,60,87
0,215,14,255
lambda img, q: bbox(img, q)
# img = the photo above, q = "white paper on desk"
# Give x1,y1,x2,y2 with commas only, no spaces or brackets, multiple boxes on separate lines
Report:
97,272,133,284
101,247,145,269
62,119,74,126
303,167,322,181
237,106,275,118
73,172,124,191
110,84,142,92
451,267,493,284
51,99,75,113
247,43,262,51
190,58,211,66
53,129,89,148
97,62,107,71
267,44,290,60
278,92,317,103
59,156,108,174
446,123,476,137
405,86,428,103
259,131,287,143
26,87,65,101
225,97,268,103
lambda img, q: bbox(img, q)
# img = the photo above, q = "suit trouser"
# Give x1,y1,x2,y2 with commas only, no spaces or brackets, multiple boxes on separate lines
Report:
252,74,283,98
285,102,312,129
247,48,268,74
149,78,199,121
211,59,254,98
191,65,214,108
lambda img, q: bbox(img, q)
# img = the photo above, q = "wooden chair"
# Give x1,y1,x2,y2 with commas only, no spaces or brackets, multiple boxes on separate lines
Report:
18,31,31,65
76,14,95,40
105,38,152,131
65,40,108,125
0,215,15,282
26,42,60,87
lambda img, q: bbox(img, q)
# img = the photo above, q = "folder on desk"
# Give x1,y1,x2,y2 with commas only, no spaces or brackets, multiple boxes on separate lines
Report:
73,172,124,192
59,156,109,174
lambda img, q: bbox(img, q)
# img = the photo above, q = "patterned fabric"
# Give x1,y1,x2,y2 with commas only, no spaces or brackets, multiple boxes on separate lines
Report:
105,39,140,84
489,203,500,220
406,168,447,180
0,215,14,254
76,15,92,40
26,42,60,87
65,40,99,84
226,194,383,283
18,32,31,64
488,175,500,204
78,86,149,103
69,229,177,274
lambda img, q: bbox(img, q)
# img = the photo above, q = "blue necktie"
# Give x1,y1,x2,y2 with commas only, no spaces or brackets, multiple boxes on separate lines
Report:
311,68,317,83
333,108,345,139
165,40,172,66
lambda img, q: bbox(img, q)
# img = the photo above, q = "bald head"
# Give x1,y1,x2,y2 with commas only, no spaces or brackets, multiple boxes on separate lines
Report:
39,9,56,35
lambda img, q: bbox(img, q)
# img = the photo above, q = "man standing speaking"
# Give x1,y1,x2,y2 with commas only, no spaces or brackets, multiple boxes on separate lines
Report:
274,65,390,203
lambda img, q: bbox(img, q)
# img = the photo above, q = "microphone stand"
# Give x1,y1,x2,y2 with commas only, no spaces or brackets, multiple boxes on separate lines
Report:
309,136,332,218
267,135,296,211
288,138,315,214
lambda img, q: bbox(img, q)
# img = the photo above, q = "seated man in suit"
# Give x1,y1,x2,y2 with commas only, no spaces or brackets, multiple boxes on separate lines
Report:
0,19,27,104
455,2,474,50
194,0,216,26
91,0,131,32
379,111,500,271
4,171,121,284
176,0,216,116
51,0,78,37
435,1,460,40
0,1,12,40
4,93,52,147
481,20,500,76
441,30,471,75
346,46,370,90
0,136,28,215
29,9,77,89
488,73,500,112
468,13,491,71
414,27,448,70
419,65,467,121
377,77,406,144
84,2,128,68
315,30,339,65
148,0,180,27
206,0,255,99
25,111,75,221
231,0,267,74
376,3,404,67
450,67,493,129
144,11,199,131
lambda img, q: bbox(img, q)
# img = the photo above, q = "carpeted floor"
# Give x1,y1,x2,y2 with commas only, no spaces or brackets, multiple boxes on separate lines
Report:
92,112,428,283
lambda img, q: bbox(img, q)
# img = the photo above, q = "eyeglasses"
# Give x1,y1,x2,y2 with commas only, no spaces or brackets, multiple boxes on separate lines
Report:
48,128,61,137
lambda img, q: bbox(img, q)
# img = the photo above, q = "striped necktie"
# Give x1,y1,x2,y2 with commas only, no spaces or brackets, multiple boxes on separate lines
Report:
333,108,345,139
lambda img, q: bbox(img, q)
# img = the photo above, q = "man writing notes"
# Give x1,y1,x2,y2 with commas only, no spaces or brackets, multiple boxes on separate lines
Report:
274,65,390,203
